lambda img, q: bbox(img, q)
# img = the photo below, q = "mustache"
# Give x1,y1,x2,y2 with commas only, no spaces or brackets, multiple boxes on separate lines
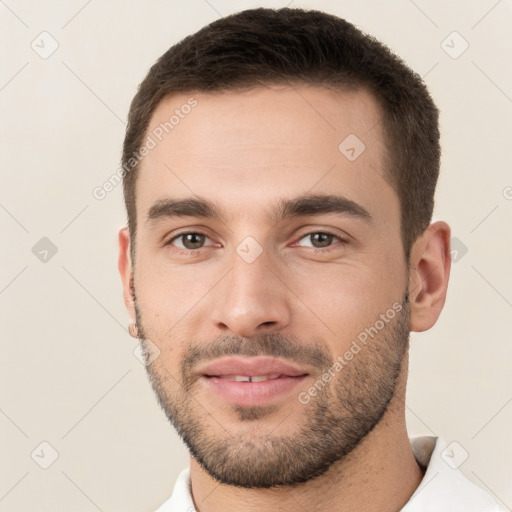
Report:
181,333,333,376
135,292,411,381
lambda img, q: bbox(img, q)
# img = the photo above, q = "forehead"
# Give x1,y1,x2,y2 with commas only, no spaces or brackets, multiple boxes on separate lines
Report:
136,85,397,226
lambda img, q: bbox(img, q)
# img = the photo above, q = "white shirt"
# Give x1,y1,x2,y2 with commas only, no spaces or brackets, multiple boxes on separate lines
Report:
155,436,503,511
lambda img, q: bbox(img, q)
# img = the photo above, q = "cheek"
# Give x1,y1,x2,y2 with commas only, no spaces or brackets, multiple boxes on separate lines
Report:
288,258,404,349
136,252,197,301
292,266,371,338
134,256,220,337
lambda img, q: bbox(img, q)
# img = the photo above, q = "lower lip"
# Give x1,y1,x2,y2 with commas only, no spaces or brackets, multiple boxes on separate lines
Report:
201,375,308,406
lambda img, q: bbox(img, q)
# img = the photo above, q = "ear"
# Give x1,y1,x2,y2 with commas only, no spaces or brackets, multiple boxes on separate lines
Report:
118,227,136,323
408,221,451,332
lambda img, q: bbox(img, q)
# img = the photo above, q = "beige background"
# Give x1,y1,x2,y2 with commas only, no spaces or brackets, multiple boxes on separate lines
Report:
1,0,511,510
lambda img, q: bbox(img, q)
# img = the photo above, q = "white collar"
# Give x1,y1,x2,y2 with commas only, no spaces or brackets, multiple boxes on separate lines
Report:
156,436,501,511
402,436,501,511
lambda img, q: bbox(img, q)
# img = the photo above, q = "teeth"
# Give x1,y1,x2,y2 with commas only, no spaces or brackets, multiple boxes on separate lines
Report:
251,374,280,382
218,374,281,382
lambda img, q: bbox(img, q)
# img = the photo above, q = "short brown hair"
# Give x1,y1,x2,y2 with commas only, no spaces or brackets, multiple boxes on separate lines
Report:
122,7,440,261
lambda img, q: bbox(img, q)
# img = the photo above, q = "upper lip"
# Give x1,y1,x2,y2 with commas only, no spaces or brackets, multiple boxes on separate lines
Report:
198,356,310,377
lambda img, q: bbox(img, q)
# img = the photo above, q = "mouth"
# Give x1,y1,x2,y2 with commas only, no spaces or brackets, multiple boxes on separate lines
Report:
198,356,310,406
206,374,286,382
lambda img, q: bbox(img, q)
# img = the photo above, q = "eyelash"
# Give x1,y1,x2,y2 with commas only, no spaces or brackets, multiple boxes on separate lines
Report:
165,230,347,255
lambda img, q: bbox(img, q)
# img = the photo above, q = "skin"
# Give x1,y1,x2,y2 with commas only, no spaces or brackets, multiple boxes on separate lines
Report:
118,84,451,511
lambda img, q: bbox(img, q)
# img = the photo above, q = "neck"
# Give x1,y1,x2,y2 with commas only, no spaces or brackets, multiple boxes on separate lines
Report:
188,356,424,512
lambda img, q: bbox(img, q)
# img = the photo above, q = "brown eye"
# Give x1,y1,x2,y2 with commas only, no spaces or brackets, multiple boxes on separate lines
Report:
297,232,341,249
182,233,205,249
169,232,210,250
310,233,334,248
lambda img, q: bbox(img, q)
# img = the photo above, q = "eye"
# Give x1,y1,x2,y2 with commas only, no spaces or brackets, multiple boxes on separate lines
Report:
295,231,345,250
168,232,213,251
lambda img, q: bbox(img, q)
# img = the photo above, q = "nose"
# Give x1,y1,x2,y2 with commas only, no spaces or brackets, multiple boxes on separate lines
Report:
210,248,292,338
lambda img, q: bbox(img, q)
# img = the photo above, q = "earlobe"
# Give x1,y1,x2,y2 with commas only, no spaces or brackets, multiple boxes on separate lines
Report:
408,221,451,332
118,227,136,320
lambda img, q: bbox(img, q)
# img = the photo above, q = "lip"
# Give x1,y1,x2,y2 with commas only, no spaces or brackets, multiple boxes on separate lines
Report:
197,356,310,407
197,356,309,378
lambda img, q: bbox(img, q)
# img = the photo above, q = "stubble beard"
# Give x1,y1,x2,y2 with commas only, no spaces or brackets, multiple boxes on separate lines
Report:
134,293,410,488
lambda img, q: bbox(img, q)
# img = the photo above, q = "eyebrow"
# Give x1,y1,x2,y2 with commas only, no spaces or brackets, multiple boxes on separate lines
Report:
145,193,373,226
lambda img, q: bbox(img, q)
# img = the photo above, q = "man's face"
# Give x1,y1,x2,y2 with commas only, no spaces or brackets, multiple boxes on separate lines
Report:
126,85,411,487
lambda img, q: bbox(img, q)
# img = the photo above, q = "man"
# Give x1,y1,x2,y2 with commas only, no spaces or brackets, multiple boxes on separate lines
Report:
118,7,501,511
